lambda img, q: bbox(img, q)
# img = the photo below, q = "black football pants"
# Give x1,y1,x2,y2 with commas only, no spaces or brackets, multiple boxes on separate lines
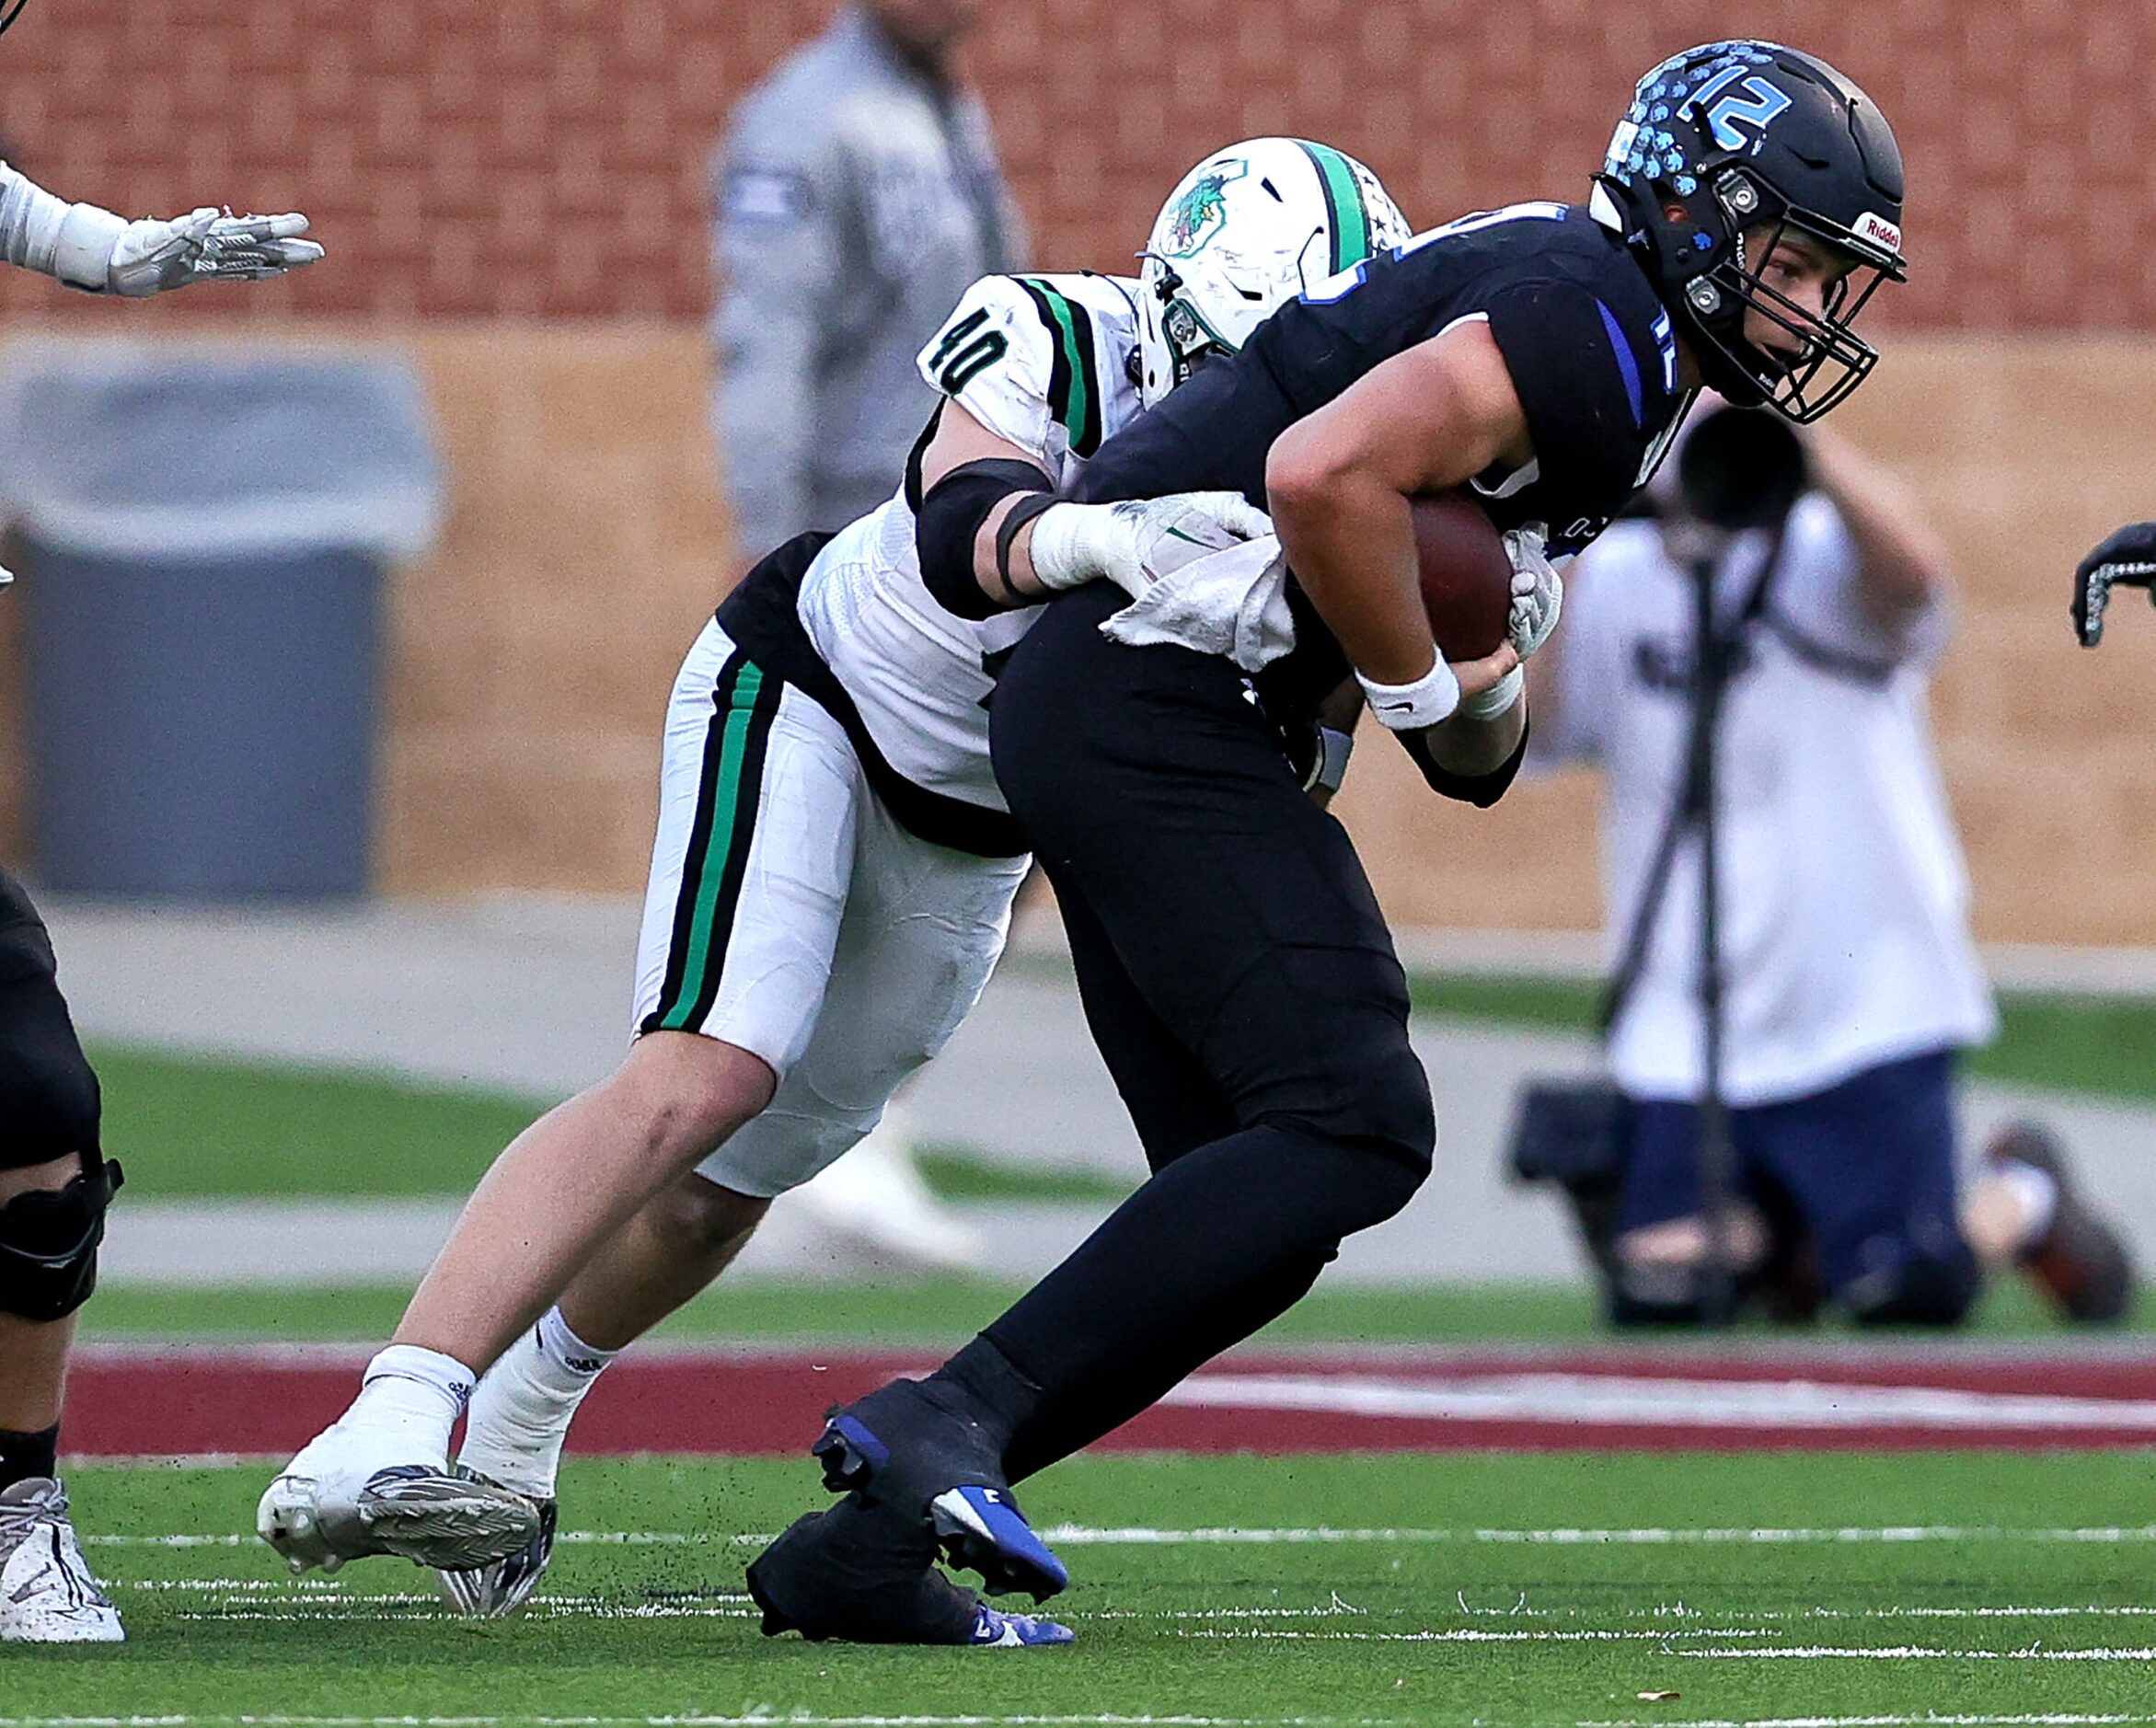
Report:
965,586,1434,1481
0,867,101,1174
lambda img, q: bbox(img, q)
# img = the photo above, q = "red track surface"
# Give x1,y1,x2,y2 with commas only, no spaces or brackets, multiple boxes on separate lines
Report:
65,1344,2156,1456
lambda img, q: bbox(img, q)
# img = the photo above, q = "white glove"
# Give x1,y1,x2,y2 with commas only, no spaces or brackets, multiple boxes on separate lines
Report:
1028,491,1274,599
1503,524,1562,661
56,204,324,295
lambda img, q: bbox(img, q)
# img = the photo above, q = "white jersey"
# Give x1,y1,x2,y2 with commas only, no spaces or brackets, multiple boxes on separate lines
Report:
1539,496,1998,1106
796,271,1142,814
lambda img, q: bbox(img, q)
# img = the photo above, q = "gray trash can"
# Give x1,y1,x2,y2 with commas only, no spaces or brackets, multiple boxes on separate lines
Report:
0,344,443,898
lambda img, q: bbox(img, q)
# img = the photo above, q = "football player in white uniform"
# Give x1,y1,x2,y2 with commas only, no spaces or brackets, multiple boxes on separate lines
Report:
0,132,322,1645
258,140,1405,1644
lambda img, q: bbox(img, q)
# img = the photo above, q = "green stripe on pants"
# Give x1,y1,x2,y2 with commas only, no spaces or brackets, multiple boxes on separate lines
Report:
657,661,767,1032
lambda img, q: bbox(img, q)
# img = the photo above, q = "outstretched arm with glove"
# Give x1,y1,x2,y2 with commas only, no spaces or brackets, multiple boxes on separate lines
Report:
2073,522,2156,648
0,161,322,295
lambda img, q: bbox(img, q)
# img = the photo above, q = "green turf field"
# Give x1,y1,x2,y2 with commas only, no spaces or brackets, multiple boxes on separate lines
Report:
82,1267,2134,1344
9,1452,2156,1725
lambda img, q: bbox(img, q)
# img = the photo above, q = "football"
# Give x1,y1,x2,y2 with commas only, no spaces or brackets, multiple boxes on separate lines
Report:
1410,492,1512,661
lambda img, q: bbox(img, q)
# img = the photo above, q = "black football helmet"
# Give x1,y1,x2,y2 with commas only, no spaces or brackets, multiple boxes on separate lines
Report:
1593,40,1906,422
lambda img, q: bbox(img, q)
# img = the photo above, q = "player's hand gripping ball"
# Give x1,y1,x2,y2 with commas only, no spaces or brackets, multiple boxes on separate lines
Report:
1409,494,1515,660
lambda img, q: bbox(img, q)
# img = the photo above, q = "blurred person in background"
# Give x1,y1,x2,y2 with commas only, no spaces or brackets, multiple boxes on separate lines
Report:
714,0,1019,544
1521,402,2134,1330
710,0,1024,1269
0,141,322,1642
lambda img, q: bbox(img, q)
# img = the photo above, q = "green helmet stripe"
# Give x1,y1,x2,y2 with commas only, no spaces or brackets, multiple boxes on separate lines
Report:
1297,141,1372,275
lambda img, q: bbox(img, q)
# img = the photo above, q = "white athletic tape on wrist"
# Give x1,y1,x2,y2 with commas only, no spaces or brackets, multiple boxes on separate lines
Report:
1357,655,1460,732
1024,503,1099,593
1458,664,1525,721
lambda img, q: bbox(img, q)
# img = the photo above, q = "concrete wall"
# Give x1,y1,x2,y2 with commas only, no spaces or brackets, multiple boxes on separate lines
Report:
13,325,2152,948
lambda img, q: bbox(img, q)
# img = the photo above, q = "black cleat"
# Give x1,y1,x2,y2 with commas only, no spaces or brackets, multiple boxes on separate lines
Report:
814,1379,1067,1601
1989,1121,2137,1325
746,1503,986,1645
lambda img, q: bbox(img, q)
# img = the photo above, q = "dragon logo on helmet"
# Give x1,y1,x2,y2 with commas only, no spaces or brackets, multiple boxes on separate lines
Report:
1160,162,1249,259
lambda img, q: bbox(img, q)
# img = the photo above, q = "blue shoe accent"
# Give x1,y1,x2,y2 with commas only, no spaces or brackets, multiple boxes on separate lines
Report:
968,1603,1074,1647
813,1413,891,1493
932,1484,1069,1602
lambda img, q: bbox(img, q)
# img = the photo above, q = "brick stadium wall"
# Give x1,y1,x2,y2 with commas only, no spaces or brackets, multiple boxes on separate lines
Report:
0,0,2143,329
0,3,2154,947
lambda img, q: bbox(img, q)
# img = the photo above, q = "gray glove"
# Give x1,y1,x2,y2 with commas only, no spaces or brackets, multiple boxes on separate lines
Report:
2073,521,2156,648
98,208,325,296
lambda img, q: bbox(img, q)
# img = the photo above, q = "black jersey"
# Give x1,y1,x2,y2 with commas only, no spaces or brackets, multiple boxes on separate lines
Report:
1073,202,1691,719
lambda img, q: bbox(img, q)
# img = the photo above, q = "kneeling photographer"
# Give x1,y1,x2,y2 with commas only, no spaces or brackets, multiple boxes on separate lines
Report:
1516,400,2132,1328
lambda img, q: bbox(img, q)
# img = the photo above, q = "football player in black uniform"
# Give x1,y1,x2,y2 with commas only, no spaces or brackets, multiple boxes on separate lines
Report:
0,71,323,1636
746,39,1907,1642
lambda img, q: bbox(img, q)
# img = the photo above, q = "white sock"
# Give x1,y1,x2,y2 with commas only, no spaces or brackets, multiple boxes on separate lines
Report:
455,1308,618,1499
329,1345,478,1471
1995,1158,2061,1250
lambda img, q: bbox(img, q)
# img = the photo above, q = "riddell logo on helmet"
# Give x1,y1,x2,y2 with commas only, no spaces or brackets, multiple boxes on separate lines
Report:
1853,212,1903,256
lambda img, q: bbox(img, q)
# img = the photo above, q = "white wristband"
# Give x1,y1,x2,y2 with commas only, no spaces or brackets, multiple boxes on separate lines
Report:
1356,655,1460,732
1023,503,1101,593
1458,664,1525,721
50,202,125,291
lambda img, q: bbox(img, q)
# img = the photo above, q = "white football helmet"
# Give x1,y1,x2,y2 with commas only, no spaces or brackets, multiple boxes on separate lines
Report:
1136,137,1410,407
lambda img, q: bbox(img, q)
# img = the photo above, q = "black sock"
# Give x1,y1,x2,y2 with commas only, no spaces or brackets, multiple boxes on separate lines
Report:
0,1423,59,1492
1002,1250,1330,1484
957,1125,1421,1455
935,1333,1043,1446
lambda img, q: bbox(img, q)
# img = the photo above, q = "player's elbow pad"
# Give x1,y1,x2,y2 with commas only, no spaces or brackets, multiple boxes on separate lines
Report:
1412,716,1531,808
917,458,1055,621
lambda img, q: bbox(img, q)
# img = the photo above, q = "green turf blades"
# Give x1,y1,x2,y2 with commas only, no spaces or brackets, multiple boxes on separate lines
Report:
12,1453,2156,1723
85,1271,2139,1344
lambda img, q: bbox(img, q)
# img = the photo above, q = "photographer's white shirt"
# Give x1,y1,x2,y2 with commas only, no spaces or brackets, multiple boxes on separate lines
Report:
1539,495,1997,1105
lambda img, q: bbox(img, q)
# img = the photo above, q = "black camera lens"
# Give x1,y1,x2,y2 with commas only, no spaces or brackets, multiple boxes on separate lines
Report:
1678,406,1808,531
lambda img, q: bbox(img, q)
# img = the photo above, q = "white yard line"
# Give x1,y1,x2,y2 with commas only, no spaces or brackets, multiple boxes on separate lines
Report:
1467,1524,2156,1545
1162,1371,2156,1430
1174,1628,1765,1643
1678,1644,2156,1661
0,1718,1390,1728
84,1523,2156,1550
1578,1706,2156,1714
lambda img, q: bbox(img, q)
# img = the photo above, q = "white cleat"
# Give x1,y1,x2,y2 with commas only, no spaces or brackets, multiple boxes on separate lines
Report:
0,1478,125,1644
434,1480,558,1619
794,1131,981,1273
257,1462,540,1577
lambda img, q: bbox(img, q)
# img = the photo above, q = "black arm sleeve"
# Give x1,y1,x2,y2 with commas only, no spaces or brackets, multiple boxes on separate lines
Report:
1405,713,1531,808
916,457,1055,621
